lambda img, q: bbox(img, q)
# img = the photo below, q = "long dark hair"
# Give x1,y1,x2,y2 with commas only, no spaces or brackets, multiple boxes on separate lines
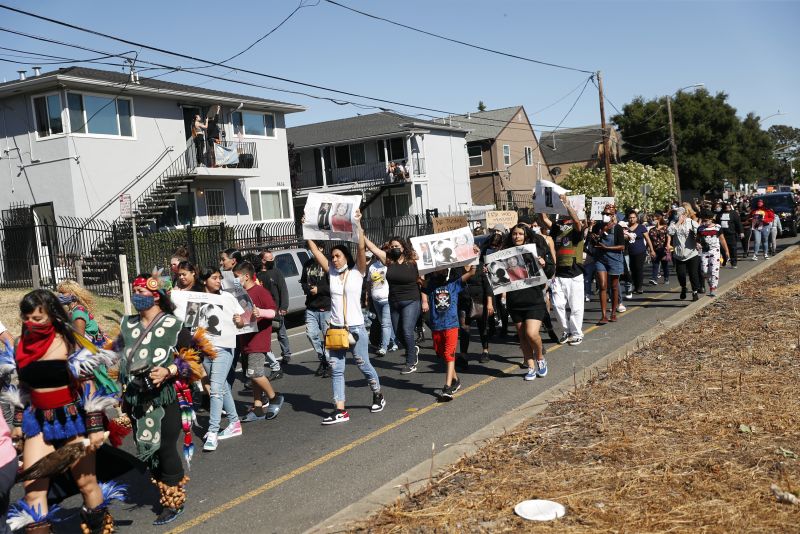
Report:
331,244,355,269
502,224,545,249
199,266,222,294
19,289,77,353
176,260,202,291
134,273,176,315
386,235,415,263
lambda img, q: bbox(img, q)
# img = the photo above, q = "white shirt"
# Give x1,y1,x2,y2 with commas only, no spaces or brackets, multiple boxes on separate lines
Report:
0,320,6,335
368,261,390,302
329,266,365,327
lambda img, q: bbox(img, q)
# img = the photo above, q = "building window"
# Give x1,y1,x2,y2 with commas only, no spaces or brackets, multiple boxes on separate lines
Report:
524,146,533,166
382,192,410,218
32,94,64,138
204,189,225,224
503,144,511,166
378,137,406,162
66,92,133,137
249,188,291,221
467,144,483,167
335,143,365,168
232,111,276,138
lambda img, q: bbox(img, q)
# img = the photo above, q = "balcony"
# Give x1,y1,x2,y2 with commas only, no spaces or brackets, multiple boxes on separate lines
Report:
188,140,260,180
294,155,425,194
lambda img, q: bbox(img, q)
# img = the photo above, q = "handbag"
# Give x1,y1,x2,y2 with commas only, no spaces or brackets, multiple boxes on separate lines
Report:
469,299,484,319
325,271,353,351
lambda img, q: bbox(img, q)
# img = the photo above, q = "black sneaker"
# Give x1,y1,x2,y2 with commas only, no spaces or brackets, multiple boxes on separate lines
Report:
370,393,386,413
401,364,417,375
314,361,327,377
455,355,469,371
680,287,687,300
153,507,184,526
322,364,332,378
548,329,559,343
692,292,699,301
321,409,349,425
282,354,292,365
266,369,283,381
450,377,461,394
439,384,454,401
479,352,490,363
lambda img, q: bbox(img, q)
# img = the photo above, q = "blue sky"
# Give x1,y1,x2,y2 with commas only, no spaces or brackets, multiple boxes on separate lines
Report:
1,0,798,134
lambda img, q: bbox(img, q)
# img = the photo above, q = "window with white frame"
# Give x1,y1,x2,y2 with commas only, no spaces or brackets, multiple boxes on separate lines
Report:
503,144,511,166
204,189,225,224
378,137,406,162
334,143,365,168
467,144,483,167
32,94,64,138
232,111,276,137
66,92,133,137
249,188,291,221
524,146,533,166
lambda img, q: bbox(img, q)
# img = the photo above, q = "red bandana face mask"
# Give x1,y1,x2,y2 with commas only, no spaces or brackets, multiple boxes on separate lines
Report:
17,321,56,369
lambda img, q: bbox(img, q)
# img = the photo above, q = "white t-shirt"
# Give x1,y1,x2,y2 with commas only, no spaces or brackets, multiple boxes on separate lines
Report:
329,266,365,327
368,261,390,302
0,320,6,335
215,291,246,349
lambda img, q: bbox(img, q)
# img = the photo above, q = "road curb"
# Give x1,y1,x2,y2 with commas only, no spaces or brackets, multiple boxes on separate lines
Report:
305,245,798,534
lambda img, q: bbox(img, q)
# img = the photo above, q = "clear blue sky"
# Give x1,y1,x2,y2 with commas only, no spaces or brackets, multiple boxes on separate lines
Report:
1,0,798,134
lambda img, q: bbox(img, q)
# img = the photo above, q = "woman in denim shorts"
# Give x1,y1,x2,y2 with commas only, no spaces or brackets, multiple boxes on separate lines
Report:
590,204,625,324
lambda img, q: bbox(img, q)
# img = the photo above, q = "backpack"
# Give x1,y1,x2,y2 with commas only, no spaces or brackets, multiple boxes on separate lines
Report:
556,225,584,268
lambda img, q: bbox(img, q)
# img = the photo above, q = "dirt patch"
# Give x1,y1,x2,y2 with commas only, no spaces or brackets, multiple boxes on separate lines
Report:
354,249,800,533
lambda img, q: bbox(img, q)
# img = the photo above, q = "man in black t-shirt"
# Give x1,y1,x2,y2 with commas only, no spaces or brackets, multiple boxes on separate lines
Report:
542,194,585,345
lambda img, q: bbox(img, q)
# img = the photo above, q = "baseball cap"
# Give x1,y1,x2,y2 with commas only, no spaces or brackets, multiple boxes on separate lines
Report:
491,223,507,232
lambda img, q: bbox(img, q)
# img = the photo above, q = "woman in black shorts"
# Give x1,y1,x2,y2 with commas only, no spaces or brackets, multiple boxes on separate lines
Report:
502,224,556,381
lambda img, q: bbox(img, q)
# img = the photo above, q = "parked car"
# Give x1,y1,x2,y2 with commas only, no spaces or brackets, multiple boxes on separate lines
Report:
751,193,799,237
269,248,312,313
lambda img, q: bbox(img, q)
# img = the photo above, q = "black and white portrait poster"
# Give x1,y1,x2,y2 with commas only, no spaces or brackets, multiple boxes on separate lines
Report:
171,290,247,348
411,227,478,275
484,244,547,295
302,192,362,242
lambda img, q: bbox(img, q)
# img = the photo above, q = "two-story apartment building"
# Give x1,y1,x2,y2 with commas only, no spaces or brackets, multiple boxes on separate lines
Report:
0,66,305,227
538,124,623,183
287,112,472,219
445,106,548,207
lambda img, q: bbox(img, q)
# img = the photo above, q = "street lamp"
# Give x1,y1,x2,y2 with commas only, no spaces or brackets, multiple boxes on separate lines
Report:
760,110,786,124
665,83,704,201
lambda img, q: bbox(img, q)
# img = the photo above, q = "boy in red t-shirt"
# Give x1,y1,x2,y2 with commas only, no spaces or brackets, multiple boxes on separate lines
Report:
234,262,284,421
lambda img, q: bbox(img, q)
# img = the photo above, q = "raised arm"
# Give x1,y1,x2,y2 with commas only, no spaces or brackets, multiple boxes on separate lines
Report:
560,193,582,232
461,264,476,282
355,210,367,275
364,234,387,264
307,239,330,273
540,212,553,229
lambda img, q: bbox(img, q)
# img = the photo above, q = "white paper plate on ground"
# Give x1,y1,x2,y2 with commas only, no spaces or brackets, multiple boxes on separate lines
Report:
514,499,566,521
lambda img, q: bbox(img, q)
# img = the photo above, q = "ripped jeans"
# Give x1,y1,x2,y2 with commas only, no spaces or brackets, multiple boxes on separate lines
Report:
327,324,381,404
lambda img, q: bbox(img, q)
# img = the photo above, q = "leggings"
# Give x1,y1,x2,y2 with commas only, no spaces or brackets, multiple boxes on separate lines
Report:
150,400,184,486
458,308,490,353
629,252,647,292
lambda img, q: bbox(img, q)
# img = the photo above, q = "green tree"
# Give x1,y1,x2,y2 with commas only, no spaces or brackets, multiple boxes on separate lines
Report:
560,162,676,213
477,100,487,112
612,89,779,193
768,124,800,183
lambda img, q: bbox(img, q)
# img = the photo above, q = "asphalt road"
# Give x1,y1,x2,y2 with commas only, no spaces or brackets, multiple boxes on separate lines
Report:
20,236,798,533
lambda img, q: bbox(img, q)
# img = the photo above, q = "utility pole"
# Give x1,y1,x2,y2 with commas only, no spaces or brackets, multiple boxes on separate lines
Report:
596,71,614,196
666,96,681,200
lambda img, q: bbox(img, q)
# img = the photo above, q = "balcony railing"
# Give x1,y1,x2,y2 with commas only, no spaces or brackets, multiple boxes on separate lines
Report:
295,156,425,190
186,140,258,169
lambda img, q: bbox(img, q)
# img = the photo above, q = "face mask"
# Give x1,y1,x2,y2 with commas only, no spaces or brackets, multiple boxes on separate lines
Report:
264,261,275,269
132,293,156,312
715,207,722,212
602,215,611,223
531,227,541,234
23,320,54,335
387,248,402,261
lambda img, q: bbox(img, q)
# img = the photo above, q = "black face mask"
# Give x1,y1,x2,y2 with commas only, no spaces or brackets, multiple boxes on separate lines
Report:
264,260,275,269
387,248,402,261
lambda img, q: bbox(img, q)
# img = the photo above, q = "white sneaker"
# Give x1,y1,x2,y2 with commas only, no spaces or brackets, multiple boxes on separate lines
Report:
752,255,758,261
617,304,627,313
624,293,633,300
764,254,770,259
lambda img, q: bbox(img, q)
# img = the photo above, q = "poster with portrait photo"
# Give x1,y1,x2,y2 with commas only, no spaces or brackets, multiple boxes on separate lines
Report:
411,226,478,275
303,192,362,242
484,244,547,295
171,290,249,348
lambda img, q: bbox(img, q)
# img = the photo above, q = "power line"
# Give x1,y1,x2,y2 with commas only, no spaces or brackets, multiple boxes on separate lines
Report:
321,0,594,74
548,76,593,134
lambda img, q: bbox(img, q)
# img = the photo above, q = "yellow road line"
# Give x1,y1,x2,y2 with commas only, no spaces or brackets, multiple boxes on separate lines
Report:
168,293,666,532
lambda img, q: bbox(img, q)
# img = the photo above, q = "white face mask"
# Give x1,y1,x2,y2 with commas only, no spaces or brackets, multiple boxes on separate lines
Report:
602,215,611,223
531,226,541,234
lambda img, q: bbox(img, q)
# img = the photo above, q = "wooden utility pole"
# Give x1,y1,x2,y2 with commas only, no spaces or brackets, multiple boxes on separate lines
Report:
665,96,682,200
596,71,614,196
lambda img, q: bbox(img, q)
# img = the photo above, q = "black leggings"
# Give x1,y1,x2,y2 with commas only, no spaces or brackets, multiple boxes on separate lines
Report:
151,400,184,486
675,255,701,292
458,309,490,353
629,252,647,292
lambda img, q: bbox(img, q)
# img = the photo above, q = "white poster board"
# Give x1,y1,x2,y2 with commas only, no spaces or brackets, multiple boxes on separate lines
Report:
484,244,547,295
411,227,478,275
222,280,258,334
566,194,586,220
533,179,571,215
303,192,362,242
589,196,616,221
171,291,247,348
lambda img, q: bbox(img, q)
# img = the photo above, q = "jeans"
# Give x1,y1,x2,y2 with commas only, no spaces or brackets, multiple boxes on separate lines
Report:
651,251,670,281
305,308,331,361
621,254,632,294
675,255,701,292
203,347,239,434
583,259,597,295
390,299,421,366
373,299,395,350
752,225,771,256
327,324,381,403
275,315,291,357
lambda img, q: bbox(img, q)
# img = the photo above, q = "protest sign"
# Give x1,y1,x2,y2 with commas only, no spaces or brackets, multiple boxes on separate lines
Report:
533,179,571,215
484,244,548,295
171,291,249,348
220,271,237,291
303,192,362,242
485,210,518,229
222,280,258,334
589,196,616,221
411,226,478,275
566,194,586,220
432,215,469,233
